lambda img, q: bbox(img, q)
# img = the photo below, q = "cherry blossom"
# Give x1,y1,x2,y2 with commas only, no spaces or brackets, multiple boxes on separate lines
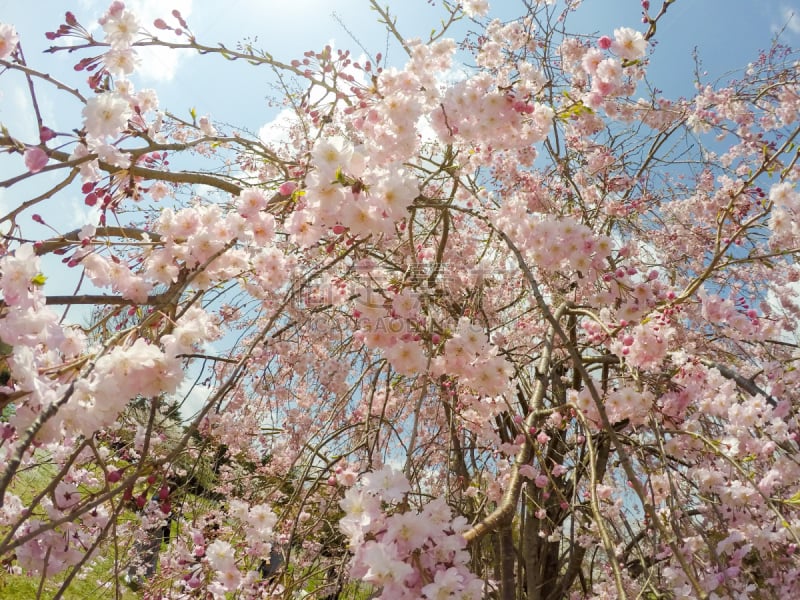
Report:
82,92,132,139
1,1,800,598
0,23,18,58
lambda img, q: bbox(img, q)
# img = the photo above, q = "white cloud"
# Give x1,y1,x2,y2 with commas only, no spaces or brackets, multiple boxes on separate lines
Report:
774,5,800,37
9,82,39,142
172,377,213,422
67,193,100,230
783,6,800,34
258,108,299,147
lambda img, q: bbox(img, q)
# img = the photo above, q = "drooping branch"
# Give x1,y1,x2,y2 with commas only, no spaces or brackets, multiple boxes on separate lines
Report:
0,136,245,196
700,359,778,407
44,294,160,306
33,226,162,256
46,146,245,196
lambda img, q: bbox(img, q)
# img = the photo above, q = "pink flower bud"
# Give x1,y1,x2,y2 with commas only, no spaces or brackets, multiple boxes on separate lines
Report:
278,181,297,196
187,576,202,589
598,35,612,49
24,147,49,173
39,126,56,143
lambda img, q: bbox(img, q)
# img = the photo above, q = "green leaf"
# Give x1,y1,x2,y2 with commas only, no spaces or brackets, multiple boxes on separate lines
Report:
30,273,47,286
334,167,347,185
785,490,800,505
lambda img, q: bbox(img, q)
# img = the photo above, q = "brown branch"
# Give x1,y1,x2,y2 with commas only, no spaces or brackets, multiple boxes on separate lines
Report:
44,294,154,306
0,136,244,196
0,169,79,224
463,303,568,544
33,226,162,256
700,359,778,407
55,146,244,195
0,58,87,102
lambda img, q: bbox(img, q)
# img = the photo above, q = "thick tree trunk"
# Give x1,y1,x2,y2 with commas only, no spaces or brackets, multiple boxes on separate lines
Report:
499,525,516,600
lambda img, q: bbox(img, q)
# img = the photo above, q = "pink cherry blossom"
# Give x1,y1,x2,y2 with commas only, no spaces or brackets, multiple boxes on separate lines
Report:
23,147,48,173
82,92,132,139
0,23,19,59
611,26,647,60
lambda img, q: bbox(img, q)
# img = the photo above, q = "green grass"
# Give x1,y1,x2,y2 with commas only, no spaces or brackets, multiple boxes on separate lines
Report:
0,456,141,599
0,562,140,599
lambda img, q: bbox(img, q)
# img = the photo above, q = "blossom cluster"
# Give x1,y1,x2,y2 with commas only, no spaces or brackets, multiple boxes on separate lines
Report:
291,136,419,246
64,3,171,184
432,317,514,397
339,466,484,599
347,38,456,165
499,205,613,278
0,23,18,58
432,74,555,150
0,242,222,445
768,181,800,248
559,25,648,114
